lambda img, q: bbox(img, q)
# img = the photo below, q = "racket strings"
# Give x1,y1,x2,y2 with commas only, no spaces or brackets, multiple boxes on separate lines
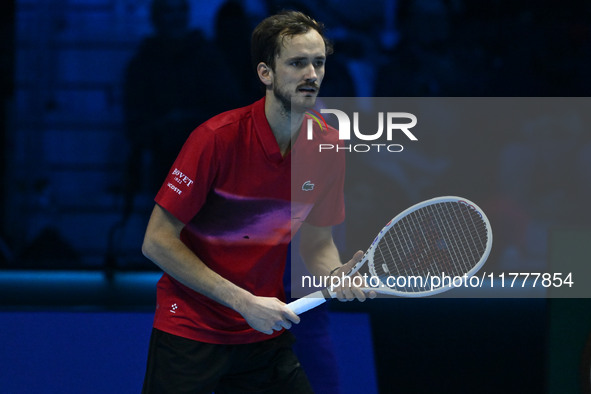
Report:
373,201,489,293
436,203,486,273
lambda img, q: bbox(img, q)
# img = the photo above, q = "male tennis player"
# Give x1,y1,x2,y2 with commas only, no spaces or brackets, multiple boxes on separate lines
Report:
141,10,368,393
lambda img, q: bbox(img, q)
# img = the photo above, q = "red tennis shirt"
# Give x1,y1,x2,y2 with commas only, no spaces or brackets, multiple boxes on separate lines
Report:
152,97,345,344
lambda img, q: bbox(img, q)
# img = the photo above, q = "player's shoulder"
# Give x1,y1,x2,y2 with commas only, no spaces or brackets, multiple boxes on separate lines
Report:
202,106,247,130
200,101,258,136
183,103,252,148
325,124,342,144
305,119,342,145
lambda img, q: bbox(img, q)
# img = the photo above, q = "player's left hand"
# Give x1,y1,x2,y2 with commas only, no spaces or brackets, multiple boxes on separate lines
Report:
331,250,377,302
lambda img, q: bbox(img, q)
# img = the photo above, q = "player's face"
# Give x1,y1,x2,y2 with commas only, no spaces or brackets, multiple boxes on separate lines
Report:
271,30,326,113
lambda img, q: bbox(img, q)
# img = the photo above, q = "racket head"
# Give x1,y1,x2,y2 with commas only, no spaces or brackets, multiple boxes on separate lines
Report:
365,196,492,297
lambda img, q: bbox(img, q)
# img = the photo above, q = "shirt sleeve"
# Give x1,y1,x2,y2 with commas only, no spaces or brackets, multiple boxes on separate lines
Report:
154,125,218,224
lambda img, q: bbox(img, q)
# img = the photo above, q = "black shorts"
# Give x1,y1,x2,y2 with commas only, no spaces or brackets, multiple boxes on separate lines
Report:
142,328,314,394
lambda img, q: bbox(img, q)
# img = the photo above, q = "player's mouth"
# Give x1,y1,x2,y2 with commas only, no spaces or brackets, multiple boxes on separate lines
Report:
297,84,319,95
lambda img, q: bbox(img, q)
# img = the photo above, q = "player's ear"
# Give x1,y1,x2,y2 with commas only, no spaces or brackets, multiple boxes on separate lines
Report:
257,62,273,86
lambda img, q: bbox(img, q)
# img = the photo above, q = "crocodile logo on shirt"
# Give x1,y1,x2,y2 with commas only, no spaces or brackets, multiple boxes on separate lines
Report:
302,181,315,191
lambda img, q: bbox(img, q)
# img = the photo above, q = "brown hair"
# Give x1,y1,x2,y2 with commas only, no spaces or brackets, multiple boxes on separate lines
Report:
251,10,333,71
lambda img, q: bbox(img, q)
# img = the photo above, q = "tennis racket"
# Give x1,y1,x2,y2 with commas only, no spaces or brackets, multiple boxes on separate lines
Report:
287,196,493,315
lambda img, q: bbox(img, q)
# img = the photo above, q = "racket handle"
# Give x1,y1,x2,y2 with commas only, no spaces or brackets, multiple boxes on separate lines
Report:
287,290,329,315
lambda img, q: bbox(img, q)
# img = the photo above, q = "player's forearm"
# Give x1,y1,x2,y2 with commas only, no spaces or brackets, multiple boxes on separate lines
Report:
141,205,298,333
142,231,254,313
299,235,342,277
142,232,297,333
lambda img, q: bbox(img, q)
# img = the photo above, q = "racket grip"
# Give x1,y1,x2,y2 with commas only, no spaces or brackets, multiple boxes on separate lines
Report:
287,290,329,315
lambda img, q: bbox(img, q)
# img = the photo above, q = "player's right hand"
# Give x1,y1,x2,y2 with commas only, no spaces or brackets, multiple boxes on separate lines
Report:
239,295,300,335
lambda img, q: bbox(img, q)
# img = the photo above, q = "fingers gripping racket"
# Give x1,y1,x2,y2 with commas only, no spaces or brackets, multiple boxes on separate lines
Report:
287,196,493,315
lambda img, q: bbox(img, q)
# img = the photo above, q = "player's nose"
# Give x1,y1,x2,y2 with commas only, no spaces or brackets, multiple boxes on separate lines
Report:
304,64,318,81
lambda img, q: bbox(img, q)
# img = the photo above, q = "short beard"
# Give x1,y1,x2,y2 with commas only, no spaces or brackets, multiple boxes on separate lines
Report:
273,84,316,117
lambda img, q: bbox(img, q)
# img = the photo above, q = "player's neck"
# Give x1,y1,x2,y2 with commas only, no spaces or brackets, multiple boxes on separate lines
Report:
264,95,305,156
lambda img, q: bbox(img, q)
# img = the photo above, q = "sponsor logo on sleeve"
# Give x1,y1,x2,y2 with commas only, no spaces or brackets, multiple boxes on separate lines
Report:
167,168,195,195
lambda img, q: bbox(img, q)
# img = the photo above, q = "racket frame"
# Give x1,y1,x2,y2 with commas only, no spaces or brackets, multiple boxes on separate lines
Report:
288,196,493,314
364,196,492,297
